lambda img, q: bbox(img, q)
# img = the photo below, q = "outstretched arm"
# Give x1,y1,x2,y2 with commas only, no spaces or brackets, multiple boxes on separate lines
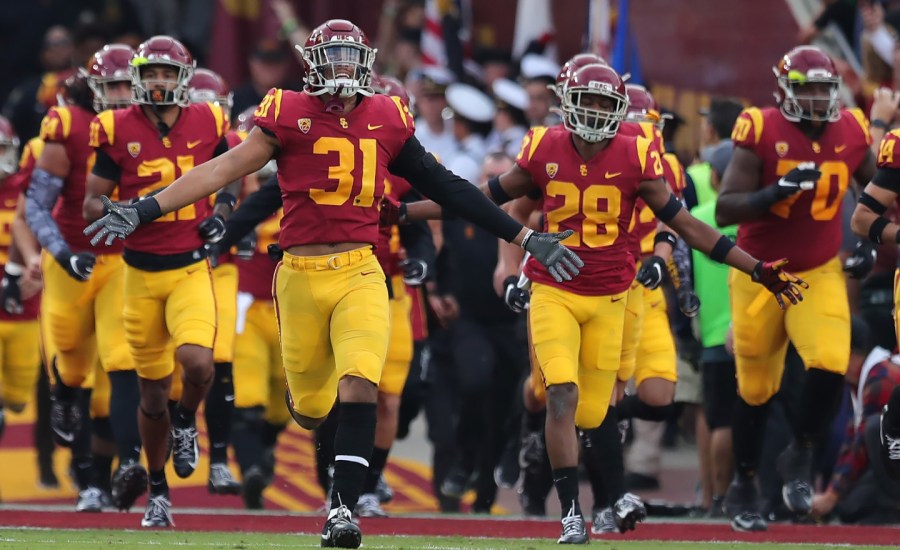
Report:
641,177,806,308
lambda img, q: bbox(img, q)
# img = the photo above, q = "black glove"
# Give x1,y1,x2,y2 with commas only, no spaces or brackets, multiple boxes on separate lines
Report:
773,162,821,199
400,258,428,286
636,256,667,290
843,241,877,280
198,214,227,243
1,272,22,315
502,275,530,313
235,232,257,261
56,251,96,282
677,290,701,318
521,229,584,283
85,196,158,246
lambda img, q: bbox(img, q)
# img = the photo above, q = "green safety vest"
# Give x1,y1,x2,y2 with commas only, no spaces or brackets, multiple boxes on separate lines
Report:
687,162,717,208
690,200,737,348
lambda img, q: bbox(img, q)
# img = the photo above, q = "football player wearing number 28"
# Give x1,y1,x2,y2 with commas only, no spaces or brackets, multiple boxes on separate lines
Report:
82,36,241,529
84,20,582,549
716,46,875,532
400,61,806,544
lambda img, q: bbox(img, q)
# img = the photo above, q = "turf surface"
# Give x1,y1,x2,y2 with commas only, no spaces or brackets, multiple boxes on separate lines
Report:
0,529,897,549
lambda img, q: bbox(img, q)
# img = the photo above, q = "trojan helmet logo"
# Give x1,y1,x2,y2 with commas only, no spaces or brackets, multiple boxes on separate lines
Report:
298,118,312,134
775,141,789,157
127,142,141,158
546,163,558,178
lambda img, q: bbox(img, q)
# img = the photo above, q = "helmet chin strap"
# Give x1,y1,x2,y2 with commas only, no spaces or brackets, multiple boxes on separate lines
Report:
147,100,173,139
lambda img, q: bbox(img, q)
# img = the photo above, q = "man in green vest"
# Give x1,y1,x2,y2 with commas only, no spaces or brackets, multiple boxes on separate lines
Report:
691,143,738,516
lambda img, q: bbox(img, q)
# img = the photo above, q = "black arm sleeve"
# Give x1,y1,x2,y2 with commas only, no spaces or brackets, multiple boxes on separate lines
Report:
92,148,121,181
871,167,900,194
212,136,230,158
218,175,283,250
388,136,523,243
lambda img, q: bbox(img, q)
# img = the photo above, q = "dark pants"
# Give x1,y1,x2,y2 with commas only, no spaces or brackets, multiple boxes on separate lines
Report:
423,327,460,512
836,414,900,524
449,314,528,510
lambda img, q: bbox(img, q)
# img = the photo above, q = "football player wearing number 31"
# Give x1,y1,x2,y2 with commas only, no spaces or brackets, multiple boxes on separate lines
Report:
398,61,806,544
82,36,241,529
83,19,582,549
715,46,875,532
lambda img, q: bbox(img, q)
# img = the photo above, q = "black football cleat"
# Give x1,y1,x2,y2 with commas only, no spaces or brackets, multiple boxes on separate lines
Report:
111,461,148,511
725,477,767,532
321,505,362,548
776,442,813,515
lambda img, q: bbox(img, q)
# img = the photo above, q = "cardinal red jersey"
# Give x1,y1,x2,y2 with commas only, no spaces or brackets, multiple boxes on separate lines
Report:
0,176,39,321
237,209,282,300
7,137,44,194
517,125,665,295
407,284,427,341
253,89,416,250
90,102,228,255
377,175,413,276
732,106,870,271
39,105,123,255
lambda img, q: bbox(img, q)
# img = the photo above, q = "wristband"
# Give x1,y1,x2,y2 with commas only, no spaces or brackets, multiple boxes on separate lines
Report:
709,235,735,263
654,231,677,250
872,118,891,131
869,216,889,244
215,192,238,210
134,197,163,224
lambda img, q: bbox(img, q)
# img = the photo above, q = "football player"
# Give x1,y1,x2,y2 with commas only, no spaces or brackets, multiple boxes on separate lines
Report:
22,47,138,512
82,36,237,528
184,67,242,497
399,62,806,543
850,99,900,483
83,19,581,548
0,117,42,462
716,46,875,531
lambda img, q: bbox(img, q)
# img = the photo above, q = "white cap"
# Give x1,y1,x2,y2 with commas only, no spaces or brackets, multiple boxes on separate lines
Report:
492,78,528,111
445,83,496,123
418,66,456,94
520,54,560,80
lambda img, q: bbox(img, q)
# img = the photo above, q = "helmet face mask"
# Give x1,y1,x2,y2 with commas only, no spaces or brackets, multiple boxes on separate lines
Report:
301,20,376,99
777,74,840,123
561,64,628,143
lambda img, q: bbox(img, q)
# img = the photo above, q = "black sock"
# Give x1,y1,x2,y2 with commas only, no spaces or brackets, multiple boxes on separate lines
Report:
552,467,581,518
204,362,234,463
149,469,168,497
93,452,114,492
330,402,376,511
363,445,390,494
72,390,94,489
108,371,142,464
582,406,625,510
733,397,769,481
172,403,195,429
314,405,340,494
617,394,675,422
794,368,844,447
51,358,78,402
524,409,544,433
231,406,264,474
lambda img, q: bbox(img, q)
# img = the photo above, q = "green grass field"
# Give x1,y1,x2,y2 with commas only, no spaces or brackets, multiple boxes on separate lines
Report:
0,529,895,550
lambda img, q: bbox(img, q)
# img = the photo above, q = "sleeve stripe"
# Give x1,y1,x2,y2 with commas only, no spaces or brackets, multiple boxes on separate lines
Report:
636,135,652,173
273,89,284,124
21,138,44,169
209,103,226,138
56,107,72,139
847,107,872,144
527,127,548,162
98,110,116,146
662,153,684,191
746,107,764,144
391,96,409,128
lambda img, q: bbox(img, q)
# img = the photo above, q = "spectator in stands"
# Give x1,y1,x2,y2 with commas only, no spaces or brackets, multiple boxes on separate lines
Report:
2,26,74,141
231,38,297,122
